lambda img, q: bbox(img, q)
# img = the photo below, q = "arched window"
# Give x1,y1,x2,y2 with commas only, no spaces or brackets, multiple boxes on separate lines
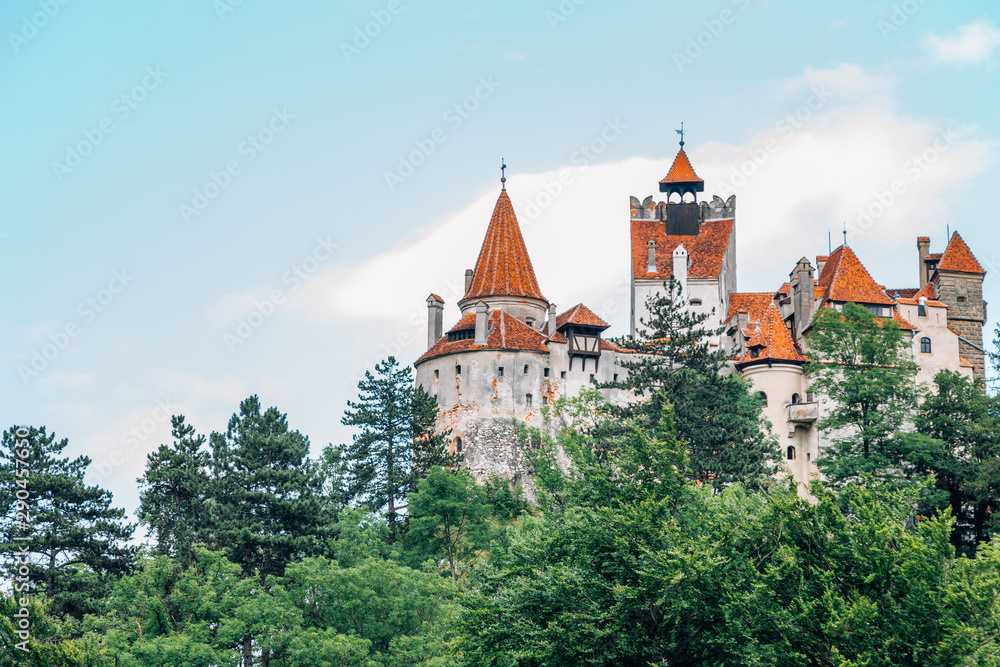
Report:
455,437,463,454
920,337,931,353
791,393,800,404
758,392,768,407
787,445,796,460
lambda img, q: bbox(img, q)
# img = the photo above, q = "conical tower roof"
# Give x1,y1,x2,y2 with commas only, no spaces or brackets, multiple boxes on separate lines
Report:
463,191,547,302
659,148,703,185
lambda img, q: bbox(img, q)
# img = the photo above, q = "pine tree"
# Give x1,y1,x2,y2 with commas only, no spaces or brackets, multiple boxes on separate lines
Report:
612,278,779,489
137,415,213,566
340,357,451,541
0,425,136,620
209,396,326,581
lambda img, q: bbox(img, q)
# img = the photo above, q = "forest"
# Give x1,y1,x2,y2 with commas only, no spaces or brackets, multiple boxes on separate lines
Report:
3,288,1000,666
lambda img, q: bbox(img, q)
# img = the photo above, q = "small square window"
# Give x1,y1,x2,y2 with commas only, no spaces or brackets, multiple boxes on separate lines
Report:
958,296,967,303
561,371,566,379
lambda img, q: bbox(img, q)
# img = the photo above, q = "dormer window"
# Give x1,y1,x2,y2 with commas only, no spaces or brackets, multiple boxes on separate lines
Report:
525,317,535,328
448,329,475,342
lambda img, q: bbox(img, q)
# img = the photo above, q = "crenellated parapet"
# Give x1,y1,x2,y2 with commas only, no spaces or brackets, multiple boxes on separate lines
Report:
629,194,736,222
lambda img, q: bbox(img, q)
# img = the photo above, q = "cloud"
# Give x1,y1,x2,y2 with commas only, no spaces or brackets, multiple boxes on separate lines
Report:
925,18,1000,66
281,65,991,348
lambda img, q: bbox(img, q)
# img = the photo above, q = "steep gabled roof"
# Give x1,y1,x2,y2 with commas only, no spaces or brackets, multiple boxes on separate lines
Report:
556,303,610,331
659,149,703,185
937,232,985,275
416,310,552,364
631,218,734,281
736,304,807,365
463,191,547,302
816,245,895,306
725,292,776,323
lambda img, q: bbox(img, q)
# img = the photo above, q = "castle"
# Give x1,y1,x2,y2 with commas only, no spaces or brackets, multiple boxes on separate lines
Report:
415,143,987,491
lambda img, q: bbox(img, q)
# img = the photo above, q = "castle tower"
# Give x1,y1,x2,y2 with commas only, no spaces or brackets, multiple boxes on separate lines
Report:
929,232,987,379
630,140,737,339
415,176,631,489
457,190,549,328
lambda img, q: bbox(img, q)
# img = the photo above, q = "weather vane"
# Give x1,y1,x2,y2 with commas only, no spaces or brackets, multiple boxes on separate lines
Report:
675,122,686,148
843,222,848,247
501,157,506,191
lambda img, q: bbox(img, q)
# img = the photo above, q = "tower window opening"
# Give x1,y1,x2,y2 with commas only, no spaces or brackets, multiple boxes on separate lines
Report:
525,317,535,328
434,370,439,380
787,446,796,460
455,437,463,453
498,367,504,377
920,337,931,353
456,365,462,375
791,393,800,404
613,373,618,382
689,299,702,306
560,371,566,379
758,392,768,407
589,374,595,383
917,305,927,317
523,364,529,374
542,396,548,405
544,367,549,377
958,296,967,302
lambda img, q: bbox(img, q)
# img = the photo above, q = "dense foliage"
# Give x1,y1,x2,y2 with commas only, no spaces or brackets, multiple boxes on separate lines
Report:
2,313,1000,664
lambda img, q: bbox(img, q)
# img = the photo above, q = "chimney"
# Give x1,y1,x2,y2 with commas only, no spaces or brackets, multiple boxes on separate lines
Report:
426,294,444,350
547,303,557,336
790,257,815,339
917,236,931,286
474,302,489,345
816,255,828,277
464,269,474,294
647,240,656,273
672,244,688,301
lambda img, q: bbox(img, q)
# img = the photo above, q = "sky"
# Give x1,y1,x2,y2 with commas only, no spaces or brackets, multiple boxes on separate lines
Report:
3,0,1000,519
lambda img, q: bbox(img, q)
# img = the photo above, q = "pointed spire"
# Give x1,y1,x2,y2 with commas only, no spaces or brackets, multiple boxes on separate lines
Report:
937,232,985,275
463,190,547,302
659,134,705,199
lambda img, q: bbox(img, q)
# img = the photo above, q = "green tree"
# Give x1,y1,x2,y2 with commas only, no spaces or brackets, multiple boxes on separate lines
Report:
339,357,452,541
610,279,779,490
137,415,213,566
406,467,491,581
916,370,1000,552
0,425,136,621
806,302,919,483
209,396,327,582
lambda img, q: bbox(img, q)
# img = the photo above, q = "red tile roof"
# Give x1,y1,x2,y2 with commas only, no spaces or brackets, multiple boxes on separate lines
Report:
896,282,946,308
463,191,547,302
725,292,776,323
555,303,610,330
816,245,896,306
937,232,985,275
600,338,634,353
917,236,930,243
631,218,734,280
416,309,552,364
890,309,917,331
428,293,444,303
736,304,807,365
659,149,703,184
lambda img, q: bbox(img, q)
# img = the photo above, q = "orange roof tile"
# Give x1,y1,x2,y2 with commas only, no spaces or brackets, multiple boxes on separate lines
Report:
631,218,734,280
816,245,895,306
890,309,917,331
736,304,807,365
428,293,444,303
725,292,776,323
600,338,634,353
555,303,610,330
416,310,552,364
917,236,930,243
896,282,946,308
659,149,703,184
463,191,547,302
937,232,985,275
